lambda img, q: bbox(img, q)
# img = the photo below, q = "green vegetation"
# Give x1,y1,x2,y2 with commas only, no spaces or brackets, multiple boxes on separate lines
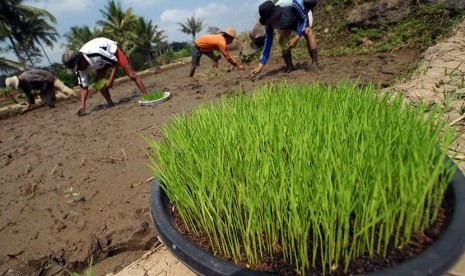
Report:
0,87,18,108
315,2,465,57
148,82,457,274
212,50,221,60
50,63,78,88
1,0,188,74
163,43,192,64
0,0,58,70
177,14,204,41
1,87,11,98
90,79,107,92
140,90,165,102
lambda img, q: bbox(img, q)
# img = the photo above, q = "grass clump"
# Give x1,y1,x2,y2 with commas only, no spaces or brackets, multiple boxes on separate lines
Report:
347,4,463,53
140,90,165,102
315,2,465,57
147,82,457,274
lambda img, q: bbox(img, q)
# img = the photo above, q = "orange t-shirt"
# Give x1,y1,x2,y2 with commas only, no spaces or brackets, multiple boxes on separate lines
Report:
194,34,236,65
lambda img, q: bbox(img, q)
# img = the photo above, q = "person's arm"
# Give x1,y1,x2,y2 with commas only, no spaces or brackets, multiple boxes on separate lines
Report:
21,88,34,112
23,88,35,105
288,0,308,50
78,86,89,115
217,46,244,70
76,69,90,115
252,26,274,76
251,63,265,77
260,26,274,65
105,65,118,88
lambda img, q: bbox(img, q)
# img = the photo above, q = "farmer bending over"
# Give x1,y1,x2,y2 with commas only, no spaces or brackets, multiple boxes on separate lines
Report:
190,27,245,77
251,0,315,77
62,37,148,115
276,0,319,69
5,69,75,113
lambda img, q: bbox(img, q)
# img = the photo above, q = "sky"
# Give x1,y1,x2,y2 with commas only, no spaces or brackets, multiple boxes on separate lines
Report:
7,0,264,66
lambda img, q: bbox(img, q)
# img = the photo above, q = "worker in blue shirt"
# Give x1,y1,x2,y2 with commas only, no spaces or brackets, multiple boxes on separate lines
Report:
252,0,319,77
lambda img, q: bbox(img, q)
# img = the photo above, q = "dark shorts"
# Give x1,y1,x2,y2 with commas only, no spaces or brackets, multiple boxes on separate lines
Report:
39,89,56,107
22,82,55,105
191,44,217,67
284,18,310,31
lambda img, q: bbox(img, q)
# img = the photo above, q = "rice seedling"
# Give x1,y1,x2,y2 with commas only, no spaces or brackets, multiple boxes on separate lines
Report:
1,87,19,105
213,50,221,60
91,78,107,92
140,90,165,102
147,81,457,274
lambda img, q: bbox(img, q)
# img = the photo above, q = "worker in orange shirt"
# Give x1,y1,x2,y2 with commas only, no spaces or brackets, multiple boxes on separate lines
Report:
190,27,245,77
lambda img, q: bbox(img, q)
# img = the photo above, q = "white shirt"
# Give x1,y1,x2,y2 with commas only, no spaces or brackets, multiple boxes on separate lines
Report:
276,0,301,6
76,37,119,87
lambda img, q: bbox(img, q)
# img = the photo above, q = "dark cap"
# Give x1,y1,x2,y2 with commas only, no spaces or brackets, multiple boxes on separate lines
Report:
62,49,82,69
259,1,282,25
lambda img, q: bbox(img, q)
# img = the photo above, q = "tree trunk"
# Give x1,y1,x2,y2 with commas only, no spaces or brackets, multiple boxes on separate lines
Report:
23,50,34,69
38,41,53,67
4,28,24,64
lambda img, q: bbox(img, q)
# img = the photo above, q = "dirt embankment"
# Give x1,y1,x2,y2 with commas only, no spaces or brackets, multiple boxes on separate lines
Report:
388,18,465,171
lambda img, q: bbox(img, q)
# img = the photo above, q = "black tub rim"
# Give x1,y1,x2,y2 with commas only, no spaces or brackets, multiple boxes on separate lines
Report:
149,165,465,276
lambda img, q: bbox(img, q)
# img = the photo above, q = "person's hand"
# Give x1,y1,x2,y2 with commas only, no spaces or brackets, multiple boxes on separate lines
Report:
251,66,262,77
287,36,299,50
76,105,86,116
104,80,113,89
21,103,32,114
236,64,245,70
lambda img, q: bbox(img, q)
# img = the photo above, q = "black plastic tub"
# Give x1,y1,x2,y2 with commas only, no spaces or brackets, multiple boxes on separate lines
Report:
149,164,465,276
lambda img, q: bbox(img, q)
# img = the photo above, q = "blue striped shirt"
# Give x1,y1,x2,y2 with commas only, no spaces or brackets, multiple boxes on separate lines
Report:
259,0,308,65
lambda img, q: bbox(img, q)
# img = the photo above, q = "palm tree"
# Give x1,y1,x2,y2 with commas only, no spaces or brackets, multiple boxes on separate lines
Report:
0,56,22,73
153,28,167,57
178,14,204,42
133,17,165,67
0,0,57,67
0,0,27,63
207,26,222,34
63,26,101,51
0,18,21,73
97,0,137,50
22,15,59,66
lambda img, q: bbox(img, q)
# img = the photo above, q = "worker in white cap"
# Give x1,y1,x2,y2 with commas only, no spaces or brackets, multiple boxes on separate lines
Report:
5,69,75,113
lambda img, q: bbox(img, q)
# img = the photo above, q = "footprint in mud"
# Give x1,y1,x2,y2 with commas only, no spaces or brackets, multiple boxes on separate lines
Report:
117,95,139,104
221,79,240,87
190,83,202,90
117,95,140,104
118,97,132,103
91,104,109,112
90,95,139,112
